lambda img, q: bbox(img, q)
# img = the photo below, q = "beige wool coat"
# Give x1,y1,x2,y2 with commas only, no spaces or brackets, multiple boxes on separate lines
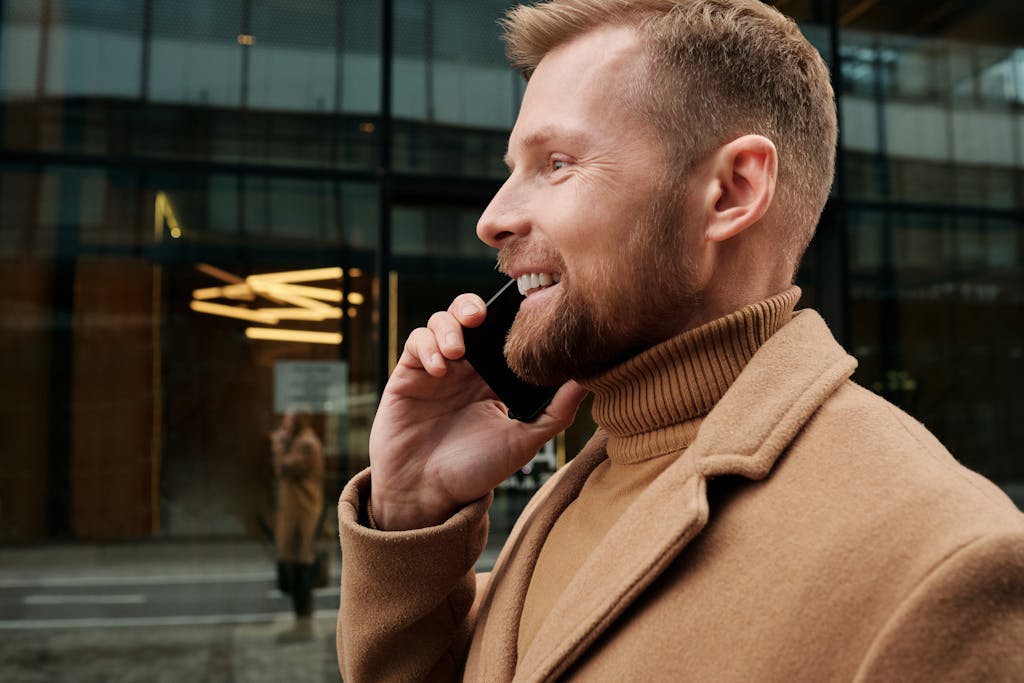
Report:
337,310,1024,681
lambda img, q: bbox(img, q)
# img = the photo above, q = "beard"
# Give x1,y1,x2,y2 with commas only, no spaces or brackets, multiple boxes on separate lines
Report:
500,184,702,386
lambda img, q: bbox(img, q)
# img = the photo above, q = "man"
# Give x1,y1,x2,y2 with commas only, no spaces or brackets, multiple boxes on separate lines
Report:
338,0,1024,680
270,407,324,639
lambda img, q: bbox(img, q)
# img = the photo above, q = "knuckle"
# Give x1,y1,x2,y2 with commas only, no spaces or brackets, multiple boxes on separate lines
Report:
405,327,430,351
427,311,450,329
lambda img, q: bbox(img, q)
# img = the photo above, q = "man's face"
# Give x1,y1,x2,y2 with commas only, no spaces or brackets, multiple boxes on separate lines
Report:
477,26,702,385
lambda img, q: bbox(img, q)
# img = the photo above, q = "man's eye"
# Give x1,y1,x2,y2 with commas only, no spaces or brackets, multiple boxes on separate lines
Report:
551,159,568,171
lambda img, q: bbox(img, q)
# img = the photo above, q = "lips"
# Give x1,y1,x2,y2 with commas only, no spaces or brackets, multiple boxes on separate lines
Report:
516,272,561,296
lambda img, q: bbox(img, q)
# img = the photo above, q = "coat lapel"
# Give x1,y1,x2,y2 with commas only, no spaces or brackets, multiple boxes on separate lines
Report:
513,311,857,681
466,434,609,682
514,447,709,681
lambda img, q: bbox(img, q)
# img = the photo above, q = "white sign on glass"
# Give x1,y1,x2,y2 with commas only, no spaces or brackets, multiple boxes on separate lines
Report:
274,360,348,415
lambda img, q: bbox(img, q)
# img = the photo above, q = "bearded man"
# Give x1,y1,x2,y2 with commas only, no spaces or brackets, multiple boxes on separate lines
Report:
337,1,1024,680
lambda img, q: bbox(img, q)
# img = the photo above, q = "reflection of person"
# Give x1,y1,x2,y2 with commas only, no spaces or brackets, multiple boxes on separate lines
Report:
338,1,1024,680
270,407,324,637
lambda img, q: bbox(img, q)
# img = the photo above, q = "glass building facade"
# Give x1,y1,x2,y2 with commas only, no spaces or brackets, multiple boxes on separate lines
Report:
0,0,1021,678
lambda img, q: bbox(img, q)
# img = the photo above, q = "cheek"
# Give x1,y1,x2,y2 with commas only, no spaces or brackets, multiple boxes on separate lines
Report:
547,187,646,278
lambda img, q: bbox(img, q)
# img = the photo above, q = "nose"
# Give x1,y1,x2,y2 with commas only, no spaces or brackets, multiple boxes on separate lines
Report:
476,177,529,248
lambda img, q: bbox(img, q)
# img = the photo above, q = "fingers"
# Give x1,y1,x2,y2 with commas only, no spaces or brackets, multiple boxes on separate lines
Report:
538,381,589,431
512,381,588,448
447,293,487,328
399,293,488,377
403,327,447,376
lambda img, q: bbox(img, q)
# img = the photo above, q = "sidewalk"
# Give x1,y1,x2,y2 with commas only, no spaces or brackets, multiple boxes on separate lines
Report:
0,536,502,584
1,614,342,683
0,540,341,682
0,539,280,584
0,538,503,682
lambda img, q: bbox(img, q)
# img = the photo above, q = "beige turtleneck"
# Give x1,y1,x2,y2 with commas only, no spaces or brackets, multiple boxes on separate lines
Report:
516,287,801,657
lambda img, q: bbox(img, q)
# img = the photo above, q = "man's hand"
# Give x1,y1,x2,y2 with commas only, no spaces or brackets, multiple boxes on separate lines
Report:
368,293,588,531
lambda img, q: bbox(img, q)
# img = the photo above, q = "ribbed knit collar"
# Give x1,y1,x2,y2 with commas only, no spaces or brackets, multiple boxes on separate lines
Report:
581,287,801,464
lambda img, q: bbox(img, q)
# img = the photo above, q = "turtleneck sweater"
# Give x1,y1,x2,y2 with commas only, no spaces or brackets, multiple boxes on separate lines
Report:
516,286,801,658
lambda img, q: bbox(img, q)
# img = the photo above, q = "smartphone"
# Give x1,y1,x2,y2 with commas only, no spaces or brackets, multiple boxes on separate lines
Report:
461,279,561,421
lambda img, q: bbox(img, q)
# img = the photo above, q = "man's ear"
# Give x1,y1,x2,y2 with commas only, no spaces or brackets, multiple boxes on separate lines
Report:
700,135,777,243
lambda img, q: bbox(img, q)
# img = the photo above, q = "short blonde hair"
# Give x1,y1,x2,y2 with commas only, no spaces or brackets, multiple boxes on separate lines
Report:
502,0,837,270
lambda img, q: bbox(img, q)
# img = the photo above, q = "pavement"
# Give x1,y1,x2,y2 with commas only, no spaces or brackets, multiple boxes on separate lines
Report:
0,538,502,683
0,540,340,682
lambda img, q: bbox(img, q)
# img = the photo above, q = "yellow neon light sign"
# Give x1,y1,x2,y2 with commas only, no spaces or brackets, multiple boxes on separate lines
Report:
190,301,278,324
154,192,183,239
189,263,359,346
163,187,361,347
248,267,343,283
245,328,342,345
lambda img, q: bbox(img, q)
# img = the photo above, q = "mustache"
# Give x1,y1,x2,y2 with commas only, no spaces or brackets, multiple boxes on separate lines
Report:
496,240,567,276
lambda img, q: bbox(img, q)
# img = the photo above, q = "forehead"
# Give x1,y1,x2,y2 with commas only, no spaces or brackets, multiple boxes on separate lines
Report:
507,25,646,154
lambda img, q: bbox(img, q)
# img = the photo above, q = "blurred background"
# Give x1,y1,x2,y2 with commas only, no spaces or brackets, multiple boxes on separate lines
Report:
0,0,1021,680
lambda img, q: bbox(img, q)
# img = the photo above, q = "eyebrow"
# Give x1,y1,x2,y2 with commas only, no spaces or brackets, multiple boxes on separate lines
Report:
503,125,593,169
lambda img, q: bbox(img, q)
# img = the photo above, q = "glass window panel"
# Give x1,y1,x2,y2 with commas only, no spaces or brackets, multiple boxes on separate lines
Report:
0,0,42,99
843,153,887,202
392,206,493,259
848,207,885,271
884,101,951,162
248,0,342,113
149,0,245,107
393,0,524,176
985,217,1019,270
34,166,111,255
137,2,379,166
952,211,989,268
0,168,379,543
951,109,1015,167
947,44,977,101
44,24,143,99
893,212,945,272
888,159,957,206
1017,114,1024,176
266,177,336,241
149,172,376,251
0,167,37,258
891,41,943,100
976,46,1019,104
847,205,1024,491
841,96,881,155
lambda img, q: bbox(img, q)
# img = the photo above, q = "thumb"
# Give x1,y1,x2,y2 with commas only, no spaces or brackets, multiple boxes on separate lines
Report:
522,381,588,442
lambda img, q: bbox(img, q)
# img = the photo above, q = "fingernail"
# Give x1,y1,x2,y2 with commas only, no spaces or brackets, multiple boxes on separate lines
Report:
445,332,460,348
431,353,444,368
461,302,478,316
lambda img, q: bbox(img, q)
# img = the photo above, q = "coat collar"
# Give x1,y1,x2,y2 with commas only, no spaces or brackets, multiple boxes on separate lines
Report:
469,310,857,682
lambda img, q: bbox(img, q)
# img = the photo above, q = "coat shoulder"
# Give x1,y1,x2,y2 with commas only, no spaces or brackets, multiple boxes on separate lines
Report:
794,379,1023,525
853,530,1024,681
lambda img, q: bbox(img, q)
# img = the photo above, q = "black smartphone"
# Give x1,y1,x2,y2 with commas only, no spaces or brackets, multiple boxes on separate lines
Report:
462,279,561,421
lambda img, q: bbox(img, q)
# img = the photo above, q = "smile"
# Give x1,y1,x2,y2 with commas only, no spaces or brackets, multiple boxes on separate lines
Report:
517,272,561,297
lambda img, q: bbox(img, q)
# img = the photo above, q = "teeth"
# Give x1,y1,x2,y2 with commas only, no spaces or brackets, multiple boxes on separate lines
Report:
516,272,560,296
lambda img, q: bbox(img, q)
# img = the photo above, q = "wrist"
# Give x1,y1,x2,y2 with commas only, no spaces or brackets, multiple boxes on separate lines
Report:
368,488,457,531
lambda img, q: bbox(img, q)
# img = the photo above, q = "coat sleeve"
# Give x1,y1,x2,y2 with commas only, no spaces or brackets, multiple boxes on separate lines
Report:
854,532,1024,682
336,468,492,683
